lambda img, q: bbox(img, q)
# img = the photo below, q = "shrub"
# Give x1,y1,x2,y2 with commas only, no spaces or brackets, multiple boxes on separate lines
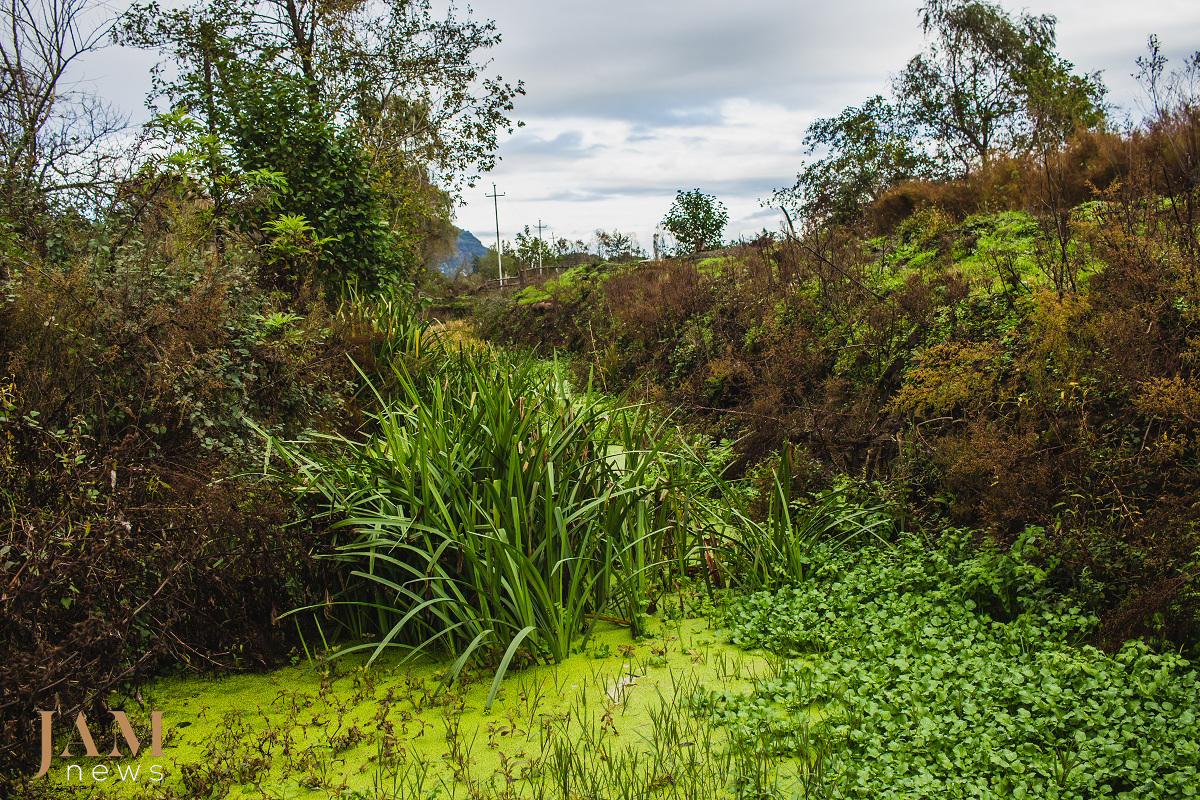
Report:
0,205,376,787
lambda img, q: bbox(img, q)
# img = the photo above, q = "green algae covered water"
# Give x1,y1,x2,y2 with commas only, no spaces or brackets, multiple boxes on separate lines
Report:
45,618,783,798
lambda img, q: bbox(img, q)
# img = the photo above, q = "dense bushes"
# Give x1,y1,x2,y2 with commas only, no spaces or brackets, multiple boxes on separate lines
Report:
0,201,403,787
470,113,1200,652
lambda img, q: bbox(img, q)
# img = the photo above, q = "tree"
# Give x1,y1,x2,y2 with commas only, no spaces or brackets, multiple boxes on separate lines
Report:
594,228,643,261
472,241,513,280
894,0,1104,175
121,0,522,194
515,225,553,271
0,0,124,247
775,95,930,224
117,0,524,289
661,190,728,254
226,68,406,290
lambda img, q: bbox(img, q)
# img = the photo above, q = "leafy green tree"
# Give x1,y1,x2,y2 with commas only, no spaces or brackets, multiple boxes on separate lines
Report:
472,241,514,280
117,0,523,291
223,67,406,290
662,190,728,254
515,226,554,271
895,0,1104,174
775,96,931,224
121,0,522,186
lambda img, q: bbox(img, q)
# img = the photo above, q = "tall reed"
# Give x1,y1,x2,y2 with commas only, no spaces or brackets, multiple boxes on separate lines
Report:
267,348,697,703
695,443,897,590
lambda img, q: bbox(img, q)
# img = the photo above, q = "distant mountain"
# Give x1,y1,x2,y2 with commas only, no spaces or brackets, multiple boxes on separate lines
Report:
436,229,489,277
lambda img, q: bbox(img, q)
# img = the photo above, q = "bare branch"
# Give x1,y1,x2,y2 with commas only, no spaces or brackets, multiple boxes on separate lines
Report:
0,0,125,238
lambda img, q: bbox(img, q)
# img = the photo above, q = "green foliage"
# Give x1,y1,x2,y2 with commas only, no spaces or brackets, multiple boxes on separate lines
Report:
512,262,614,307
775,0,1107,232
662,189,729,254
473,261,622,353
119,0,522,193
896,0,1106,173
227,69,409,292
777,95,932,224
514,226,555,271
475,167,1200,647
714,445,898,589
264,348,705,700
701,532,1200,798
150,108,287,212
118,0,525,295
262,213,336,290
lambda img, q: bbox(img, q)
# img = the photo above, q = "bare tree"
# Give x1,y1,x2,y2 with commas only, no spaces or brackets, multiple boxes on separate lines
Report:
0,0,124,244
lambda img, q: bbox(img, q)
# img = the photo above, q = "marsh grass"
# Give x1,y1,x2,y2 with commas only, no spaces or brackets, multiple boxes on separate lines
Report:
265,346,709,700
685,442,897,591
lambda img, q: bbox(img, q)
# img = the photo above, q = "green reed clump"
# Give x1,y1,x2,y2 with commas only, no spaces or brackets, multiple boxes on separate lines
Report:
267,348,703,701
695,443,897,591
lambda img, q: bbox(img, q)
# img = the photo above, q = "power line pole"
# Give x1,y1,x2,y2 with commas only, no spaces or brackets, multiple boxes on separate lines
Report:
536,218,544,274
487,183,505,286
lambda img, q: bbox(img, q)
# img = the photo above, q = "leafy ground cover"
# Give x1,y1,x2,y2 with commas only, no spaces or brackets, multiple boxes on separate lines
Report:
700,532,1200,799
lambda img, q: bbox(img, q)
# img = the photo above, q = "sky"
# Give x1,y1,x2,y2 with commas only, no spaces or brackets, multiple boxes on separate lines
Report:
86,0,1200,253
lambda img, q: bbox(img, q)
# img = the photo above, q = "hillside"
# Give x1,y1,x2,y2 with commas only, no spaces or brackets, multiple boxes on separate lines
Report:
436,229,489,278
471,161,1200,652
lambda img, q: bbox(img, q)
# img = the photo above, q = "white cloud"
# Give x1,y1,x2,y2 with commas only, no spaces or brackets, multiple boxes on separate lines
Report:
72,0,1200,248
460,99,814,248
457,0,1200,247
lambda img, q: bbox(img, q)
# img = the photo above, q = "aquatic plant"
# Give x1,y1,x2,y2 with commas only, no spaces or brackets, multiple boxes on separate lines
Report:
703,532,1200,799
267,348,701,703
698,443,897,591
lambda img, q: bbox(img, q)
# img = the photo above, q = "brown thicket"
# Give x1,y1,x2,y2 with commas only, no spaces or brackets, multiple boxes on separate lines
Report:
475,116,1200,652
0,195,394,789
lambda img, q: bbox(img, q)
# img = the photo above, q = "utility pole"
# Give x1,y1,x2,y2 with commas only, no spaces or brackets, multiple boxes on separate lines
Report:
536,218,544,274
487,183,505,286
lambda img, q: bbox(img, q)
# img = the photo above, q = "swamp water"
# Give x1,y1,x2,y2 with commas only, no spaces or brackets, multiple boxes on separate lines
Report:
47,618,802,798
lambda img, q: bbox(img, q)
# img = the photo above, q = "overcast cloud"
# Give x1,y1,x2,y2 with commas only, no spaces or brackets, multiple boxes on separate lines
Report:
451,0,1200,252
87,0,1200,252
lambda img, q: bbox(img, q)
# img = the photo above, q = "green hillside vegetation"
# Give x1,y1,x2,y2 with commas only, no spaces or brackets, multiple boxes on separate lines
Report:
476,135,1200,653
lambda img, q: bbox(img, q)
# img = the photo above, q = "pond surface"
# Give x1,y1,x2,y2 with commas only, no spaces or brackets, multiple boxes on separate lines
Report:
48,617,777,798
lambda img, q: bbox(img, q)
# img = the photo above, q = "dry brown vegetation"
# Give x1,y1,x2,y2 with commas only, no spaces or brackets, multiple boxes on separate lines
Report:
0,194,422,788
474,114,1200,654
